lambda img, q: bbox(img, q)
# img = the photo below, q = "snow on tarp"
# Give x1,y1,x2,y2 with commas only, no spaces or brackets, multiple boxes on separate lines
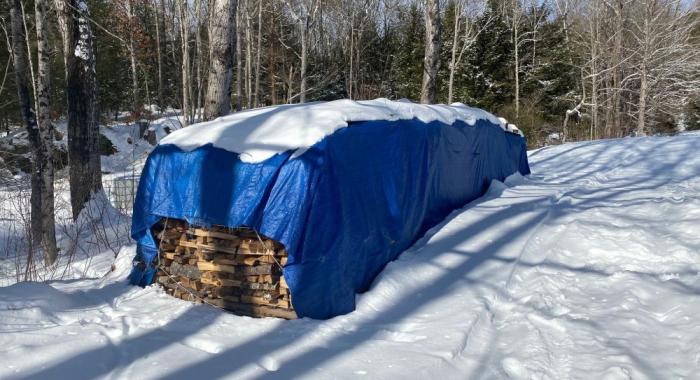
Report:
158,98,518,162
129,99,530,319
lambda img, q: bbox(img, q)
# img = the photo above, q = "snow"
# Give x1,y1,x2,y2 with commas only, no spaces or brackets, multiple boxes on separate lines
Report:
0,115,181,286
160,98,509,163
1,132,699,379
99,115,182,174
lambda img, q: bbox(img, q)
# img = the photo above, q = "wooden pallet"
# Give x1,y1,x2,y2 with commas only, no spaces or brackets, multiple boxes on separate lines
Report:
151,219,296,319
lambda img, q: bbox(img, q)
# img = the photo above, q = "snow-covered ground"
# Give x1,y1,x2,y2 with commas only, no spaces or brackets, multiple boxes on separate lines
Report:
1,133,699,379
0,115,181,286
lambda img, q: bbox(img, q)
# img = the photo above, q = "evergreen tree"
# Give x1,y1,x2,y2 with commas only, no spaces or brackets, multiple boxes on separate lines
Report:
462,3,513,110
522,16,578,126
683,97,700,131
394,4,425,101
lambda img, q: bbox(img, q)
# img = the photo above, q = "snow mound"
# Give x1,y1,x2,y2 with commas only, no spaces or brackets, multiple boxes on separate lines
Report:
159,98,508,163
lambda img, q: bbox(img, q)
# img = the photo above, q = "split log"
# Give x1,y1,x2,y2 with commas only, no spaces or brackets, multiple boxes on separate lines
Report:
153,220,295,319
197,261,274,275
170,261,201,279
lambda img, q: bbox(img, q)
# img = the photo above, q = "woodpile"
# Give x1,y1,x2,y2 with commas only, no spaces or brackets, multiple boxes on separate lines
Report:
151,219,296,319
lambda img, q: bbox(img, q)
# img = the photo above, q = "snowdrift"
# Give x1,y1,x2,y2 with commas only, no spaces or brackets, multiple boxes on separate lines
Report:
129,99,530,319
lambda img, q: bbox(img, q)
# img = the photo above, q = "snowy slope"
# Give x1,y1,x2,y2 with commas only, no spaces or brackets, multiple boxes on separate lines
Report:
1,133,699,379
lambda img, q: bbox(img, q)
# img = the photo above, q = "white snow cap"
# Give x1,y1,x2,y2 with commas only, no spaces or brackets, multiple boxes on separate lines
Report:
160,98,508,163
507,123,522,134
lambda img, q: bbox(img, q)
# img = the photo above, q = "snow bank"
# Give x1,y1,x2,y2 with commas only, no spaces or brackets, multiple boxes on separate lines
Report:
159,98,510,163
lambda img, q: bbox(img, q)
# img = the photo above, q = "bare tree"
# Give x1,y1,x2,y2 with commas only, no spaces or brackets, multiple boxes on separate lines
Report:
175,0,192,125
204,0,237,119
18,1,37,112
194,0,206,122
236,0,243,111
54,0,103,220
127,0,140,111
586,0,600,139
284,0,320,103
245,0,252,108
6,0,58,265
447,0,491,104
511,0,521,118
254,0,263,108
421,0,441,104
629,0,699,135
153,0,164,114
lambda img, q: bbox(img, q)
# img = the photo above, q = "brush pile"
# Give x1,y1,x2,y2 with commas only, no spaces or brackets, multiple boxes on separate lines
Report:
151,219,296,319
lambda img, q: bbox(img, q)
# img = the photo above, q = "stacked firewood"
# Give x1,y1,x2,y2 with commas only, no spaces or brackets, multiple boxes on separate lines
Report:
152,219,296,319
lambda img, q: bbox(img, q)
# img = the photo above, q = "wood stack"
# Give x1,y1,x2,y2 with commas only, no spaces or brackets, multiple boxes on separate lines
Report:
151,219,296,319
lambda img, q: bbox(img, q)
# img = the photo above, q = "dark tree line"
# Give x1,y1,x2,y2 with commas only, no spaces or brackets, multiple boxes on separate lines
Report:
3,1,698,138
0,0,698,265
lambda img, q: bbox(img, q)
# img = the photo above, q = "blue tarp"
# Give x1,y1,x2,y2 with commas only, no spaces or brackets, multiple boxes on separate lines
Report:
129,117,530,319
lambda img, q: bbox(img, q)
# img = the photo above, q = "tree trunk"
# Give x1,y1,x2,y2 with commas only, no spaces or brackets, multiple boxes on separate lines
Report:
348,10,354,100
204,0,237,120
605,0,624,138
268,3,277,105
299,18,307,103
33,0,58,265
637,1,651,137
513,0,520,119
253,0,262,108
195,0,204,122
128,0,140,112
448,1,461,104
55,0,103,220
8,0,57,265
8,0,37,277
245,2,253,108
420,0,440,104
154,0,164,114
19,1,38,113
176,0,191,126
235,0,243,111
589,5,598,140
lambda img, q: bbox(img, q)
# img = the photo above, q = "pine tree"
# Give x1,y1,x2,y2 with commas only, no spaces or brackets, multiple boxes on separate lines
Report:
463,3,513,110
394,4,424,101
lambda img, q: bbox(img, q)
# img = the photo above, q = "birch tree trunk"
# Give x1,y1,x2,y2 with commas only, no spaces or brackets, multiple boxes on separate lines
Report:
19,1,38,113
127,0,140,112
8,0,57,265
588,2,599,140
611,0,623,137
7,0,36,272
195,0,204,122
33,0,58,265
636,0,652,136
154,0,164,114
268,2,277,105
54,0,103,220
447,0,461,104
299,18,308,103
235,0,243,111
176,0,191,125
204,0,237,120
253,0,262,108
421,0,440,104
245,3,253,108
